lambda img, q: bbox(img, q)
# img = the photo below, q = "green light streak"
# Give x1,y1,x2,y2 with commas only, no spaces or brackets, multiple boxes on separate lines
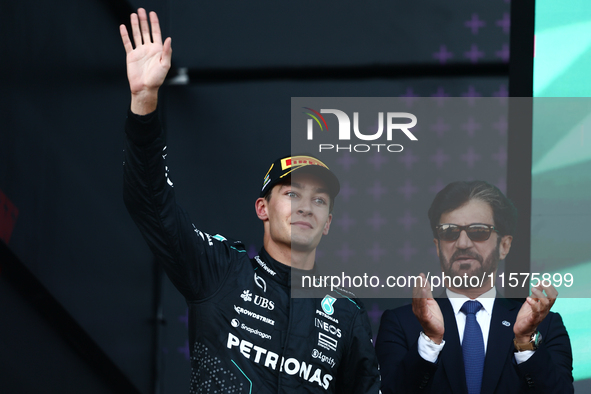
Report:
532,112,591,175
534,21,591,97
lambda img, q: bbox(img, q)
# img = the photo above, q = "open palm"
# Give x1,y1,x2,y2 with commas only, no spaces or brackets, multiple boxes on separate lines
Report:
120,8,172,95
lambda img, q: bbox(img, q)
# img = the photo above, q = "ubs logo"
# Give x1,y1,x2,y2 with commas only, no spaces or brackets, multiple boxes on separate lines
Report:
254,295,275,311
240,290,274,310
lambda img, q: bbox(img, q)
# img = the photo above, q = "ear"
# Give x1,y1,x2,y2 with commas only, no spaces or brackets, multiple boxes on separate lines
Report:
499,235,512,260
322,213,333,236
255,198,268,221
434,238,440,258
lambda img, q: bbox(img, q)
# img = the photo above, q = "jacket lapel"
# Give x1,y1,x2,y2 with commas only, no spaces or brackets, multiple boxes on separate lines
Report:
480,297,519,394
438,298,469,394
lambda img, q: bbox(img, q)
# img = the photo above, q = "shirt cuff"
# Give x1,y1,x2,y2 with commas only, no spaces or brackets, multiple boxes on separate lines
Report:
125,108,162,146
418,332,445,363
514,349,535,364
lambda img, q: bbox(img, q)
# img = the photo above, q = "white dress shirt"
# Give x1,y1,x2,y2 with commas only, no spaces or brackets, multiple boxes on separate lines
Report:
417,287,534,364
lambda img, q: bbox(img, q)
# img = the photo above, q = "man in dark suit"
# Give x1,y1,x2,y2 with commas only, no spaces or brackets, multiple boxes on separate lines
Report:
375,181,573,393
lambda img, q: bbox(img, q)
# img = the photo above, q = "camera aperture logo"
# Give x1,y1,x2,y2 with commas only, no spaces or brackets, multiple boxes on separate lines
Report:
303,107,417,153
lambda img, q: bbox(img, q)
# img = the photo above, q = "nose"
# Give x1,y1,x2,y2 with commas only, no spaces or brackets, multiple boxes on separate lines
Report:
455,229,474,249
297,207,312,216
295,199,312,216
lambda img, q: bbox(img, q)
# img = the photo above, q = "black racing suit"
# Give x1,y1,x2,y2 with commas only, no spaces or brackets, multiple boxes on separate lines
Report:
123,110,381,393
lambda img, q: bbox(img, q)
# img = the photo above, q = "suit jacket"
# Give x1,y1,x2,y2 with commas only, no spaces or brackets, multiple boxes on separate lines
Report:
375,297,573,393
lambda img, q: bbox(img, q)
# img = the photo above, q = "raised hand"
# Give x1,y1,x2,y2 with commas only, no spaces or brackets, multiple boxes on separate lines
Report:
412,273,445,344
120,8,172,115
513,284,558,342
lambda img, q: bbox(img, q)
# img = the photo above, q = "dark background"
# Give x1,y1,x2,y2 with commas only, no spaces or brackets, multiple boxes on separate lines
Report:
2,0,582,393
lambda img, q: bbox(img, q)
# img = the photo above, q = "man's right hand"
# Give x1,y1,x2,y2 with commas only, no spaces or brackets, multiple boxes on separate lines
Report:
412,273,445,344
120,8,172,115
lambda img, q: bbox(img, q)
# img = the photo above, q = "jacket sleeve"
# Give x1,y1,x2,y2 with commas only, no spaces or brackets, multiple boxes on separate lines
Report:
123,109,236,301
335,304,381,393
513,311,574,393
375,308,438,394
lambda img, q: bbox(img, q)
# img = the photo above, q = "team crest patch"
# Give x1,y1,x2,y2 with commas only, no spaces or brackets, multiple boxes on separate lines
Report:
321,295,337,315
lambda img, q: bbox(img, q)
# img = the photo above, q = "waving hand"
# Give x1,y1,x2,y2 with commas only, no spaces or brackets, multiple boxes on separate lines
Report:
120,8,172,115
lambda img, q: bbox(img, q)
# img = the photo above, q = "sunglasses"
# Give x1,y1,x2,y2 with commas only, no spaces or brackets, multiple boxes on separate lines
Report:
435,223,499,242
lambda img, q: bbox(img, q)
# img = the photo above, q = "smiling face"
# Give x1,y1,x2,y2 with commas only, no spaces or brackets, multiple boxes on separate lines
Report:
435,199,512,294
256,172,332,266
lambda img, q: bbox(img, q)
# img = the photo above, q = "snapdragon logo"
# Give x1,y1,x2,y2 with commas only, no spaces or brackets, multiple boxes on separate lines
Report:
303,108,417,153
239,323,272,340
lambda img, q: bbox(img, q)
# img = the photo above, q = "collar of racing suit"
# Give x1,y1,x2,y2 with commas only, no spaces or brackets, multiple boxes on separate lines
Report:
254,248,318,290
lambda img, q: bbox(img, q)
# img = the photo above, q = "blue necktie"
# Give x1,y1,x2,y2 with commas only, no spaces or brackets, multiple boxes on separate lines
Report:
461,300,485,394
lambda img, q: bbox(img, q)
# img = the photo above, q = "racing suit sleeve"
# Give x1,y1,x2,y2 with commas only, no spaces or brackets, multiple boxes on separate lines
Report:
335,305,381,393
123,109,236,301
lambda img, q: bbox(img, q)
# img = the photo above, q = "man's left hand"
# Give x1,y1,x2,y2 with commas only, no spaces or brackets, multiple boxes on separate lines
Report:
513,284,558,343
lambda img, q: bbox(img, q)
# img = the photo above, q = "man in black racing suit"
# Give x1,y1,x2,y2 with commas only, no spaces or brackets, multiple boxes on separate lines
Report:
120,8,380,393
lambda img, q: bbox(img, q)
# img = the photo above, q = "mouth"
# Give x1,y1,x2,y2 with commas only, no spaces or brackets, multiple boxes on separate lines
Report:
291,221,313,229
453,256,480,268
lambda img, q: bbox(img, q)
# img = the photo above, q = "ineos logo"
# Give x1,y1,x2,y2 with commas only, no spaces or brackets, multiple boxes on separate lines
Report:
315,318,342,338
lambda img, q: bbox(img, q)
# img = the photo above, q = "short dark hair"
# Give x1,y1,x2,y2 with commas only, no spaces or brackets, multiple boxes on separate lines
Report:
428,181,517,238
264,176,335,213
